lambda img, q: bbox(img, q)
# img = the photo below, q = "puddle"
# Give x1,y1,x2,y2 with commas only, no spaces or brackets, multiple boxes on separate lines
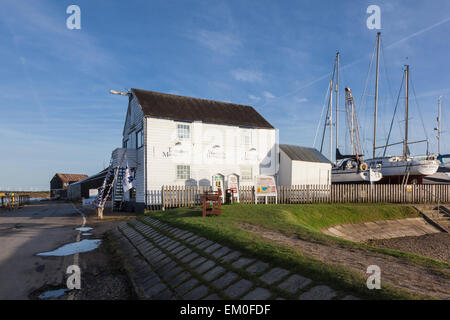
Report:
75,227,93,232
37,239,102,257
82,233,92,236
30,197,47,202
38,288,70,299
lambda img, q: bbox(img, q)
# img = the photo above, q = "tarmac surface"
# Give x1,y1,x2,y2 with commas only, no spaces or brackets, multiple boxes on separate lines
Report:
0,201,85,299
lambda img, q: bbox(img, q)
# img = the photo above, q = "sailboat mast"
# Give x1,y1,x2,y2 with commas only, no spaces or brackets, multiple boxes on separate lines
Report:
329,78,334,163
351,96,355,154
438,96,442,155
320,55,337,161
373,32,381,158
404,65,409,158
335,52,340,155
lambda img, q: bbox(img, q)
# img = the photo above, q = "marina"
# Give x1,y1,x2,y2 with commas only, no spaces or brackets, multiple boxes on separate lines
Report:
316,33,443,185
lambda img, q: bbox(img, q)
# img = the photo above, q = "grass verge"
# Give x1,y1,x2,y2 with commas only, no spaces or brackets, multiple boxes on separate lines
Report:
144,203,446,299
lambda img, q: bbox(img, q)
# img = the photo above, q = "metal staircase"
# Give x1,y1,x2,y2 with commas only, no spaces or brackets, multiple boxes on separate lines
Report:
94,150,126,210
94,158,118,209
113,168,125,211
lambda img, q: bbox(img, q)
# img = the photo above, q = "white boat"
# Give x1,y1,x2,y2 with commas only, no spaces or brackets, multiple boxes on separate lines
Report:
367,155,439,184
365,64,439,183
364,34,438,184
318,54,383,184
332,159,383,184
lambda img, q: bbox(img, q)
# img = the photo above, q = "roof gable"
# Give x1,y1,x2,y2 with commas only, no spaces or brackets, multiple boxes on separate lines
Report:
131,89,274,129
54,173,88,183
122,95,144,137
280,144,331,164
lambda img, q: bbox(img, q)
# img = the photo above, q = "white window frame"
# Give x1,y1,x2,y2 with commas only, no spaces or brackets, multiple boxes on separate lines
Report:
241,166,253,181
241,130,251,147
177,124,190,139
136,130,143,149
176,165,190,180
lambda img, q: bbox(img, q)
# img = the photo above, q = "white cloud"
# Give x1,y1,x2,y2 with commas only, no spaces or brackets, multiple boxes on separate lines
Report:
248,94,261,102
295,97,309,103
191,29,241,55
416,87,450,99
0,1,121,77
263,91,275,99
231,69,263,83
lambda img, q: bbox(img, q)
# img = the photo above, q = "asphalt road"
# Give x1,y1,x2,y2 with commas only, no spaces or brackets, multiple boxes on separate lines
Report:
0,201,84,299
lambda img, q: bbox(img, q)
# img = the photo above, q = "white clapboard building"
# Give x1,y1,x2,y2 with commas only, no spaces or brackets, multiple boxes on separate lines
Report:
278,144,331,186
110,89,278,212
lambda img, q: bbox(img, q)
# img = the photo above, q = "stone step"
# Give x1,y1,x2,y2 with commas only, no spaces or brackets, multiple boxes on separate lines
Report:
112,218,361,300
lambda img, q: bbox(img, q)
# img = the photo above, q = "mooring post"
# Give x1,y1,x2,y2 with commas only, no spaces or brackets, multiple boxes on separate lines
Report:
97,207,103,219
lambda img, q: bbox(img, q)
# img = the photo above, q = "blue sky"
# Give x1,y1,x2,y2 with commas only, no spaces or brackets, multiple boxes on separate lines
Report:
1,0,449,190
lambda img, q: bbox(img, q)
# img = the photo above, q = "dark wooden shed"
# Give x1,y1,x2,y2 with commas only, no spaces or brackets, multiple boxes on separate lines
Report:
50,173,88,199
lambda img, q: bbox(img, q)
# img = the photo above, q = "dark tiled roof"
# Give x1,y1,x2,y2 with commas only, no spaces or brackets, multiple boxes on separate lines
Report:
132,89,274,129
279,144,331,164
69,169,109,185
55,173,88,183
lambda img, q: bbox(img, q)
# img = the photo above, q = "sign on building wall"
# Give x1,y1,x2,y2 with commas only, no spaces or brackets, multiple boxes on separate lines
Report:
227,174,240,202
212,174,225,203
89,189,98,197
255,175,277,204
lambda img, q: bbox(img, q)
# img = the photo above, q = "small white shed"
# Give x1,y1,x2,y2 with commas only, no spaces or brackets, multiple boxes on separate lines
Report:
278,144,331,186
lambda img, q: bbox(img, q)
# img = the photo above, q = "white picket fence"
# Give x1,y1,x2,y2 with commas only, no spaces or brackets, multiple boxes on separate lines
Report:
144,184,450,210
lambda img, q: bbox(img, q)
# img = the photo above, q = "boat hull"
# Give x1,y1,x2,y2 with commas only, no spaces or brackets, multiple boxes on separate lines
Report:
332,169,383,184
366,157,439,184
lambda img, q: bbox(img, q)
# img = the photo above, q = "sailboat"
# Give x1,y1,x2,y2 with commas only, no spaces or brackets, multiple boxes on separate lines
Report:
318,53,383,184
435,97,450,173
365,33,439,184
332,88,382,183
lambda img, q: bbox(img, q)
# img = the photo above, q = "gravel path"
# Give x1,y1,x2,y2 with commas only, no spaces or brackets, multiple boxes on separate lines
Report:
367,233,450,263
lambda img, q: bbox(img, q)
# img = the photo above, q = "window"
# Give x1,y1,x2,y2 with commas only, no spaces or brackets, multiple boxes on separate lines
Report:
241,131,251,147
123,139,128,148
177,124,190,139
241,167,253,181
176,165,190,180
136,130,143,148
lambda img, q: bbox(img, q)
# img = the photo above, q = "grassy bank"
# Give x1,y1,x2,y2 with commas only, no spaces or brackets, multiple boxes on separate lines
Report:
143,203,445,299
149,203,420,245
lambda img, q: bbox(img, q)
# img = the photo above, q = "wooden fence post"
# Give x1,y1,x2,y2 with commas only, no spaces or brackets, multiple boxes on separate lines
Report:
161,186,165,211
